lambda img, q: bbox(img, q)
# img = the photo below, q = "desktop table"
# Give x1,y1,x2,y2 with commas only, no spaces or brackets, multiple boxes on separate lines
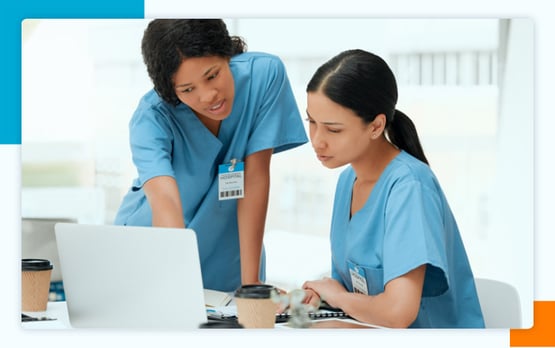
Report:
21,301,379,329
22,301,71,329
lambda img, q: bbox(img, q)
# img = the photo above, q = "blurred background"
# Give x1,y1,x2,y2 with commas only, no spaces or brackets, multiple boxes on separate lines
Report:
21,18,533,326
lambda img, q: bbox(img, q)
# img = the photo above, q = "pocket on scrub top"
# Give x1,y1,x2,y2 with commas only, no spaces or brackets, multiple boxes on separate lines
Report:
348,260,385,296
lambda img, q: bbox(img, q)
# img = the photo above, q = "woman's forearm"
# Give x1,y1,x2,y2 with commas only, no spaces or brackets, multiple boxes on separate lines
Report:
237,149,272,284
144,175,186,228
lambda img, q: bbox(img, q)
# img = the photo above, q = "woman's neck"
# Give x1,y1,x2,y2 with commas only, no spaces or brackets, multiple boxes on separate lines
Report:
351,140,400,183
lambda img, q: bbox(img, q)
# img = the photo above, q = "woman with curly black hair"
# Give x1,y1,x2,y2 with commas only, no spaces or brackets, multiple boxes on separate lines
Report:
115,19,307,292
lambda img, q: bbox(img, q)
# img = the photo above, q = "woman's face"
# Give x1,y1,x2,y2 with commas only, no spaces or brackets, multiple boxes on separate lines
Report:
306,91,374,169
173,55,234,122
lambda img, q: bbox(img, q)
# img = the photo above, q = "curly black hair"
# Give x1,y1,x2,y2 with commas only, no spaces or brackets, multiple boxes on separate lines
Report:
141,19,247,105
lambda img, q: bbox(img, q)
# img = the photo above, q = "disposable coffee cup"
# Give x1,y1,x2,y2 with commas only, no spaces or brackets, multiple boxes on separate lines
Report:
21,259,53,312
234,284,278,328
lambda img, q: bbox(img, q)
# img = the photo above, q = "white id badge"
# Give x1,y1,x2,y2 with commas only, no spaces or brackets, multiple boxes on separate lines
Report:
218,159,244,200
348,261,369,295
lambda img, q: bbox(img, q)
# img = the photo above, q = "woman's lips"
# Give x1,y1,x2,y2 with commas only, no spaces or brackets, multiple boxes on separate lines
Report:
208,100,225,114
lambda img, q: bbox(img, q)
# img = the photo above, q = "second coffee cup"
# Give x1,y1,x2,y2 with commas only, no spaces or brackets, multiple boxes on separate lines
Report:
234,284,278,328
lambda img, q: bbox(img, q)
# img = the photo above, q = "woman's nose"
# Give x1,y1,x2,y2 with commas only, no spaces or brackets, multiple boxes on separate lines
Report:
200,88,217,103
310,129,326,150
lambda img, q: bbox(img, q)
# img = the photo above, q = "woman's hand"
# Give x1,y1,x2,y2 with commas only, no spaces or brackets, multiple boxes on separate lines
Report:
301,288,321,309
302,277,348,309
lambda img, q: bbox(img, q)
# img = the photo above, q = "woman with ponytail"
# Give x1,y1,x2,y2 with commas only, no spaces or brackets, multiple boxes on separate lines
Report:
301,49,484,328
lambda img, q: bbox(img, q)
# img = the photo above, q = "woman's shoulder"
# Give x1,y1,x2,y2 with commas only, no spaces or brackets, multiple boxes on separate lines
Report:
231,51,285,72
135,89,166,112
131,89,185,126
232,51,282,62
395,151,430,171
387,151,438,186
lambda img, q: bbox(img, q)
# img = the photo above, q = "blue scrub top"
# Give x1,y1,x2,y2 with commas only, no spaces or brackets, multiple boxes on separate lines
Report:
330,151,485,328
114,52,308,292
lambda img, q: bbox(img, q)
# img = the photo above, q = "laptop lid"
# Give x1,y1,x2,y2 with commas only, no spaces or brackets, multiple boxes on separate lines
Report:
54,223,207,329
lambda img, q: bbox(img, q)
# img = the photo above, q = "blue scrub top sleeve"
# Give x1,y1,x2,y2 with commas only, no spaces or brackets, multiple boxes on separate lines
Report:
245,56,308,156
129,105,176,186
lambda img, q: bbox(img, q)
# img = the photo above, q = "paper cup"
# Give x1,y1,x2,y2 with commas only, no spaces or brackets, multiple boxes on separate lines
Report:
234,284,278,328
21,259,53,312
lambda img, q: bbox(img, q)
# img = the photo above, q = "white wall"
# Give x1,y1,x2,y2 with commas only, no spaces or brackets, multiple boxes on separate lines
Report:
485,18,534,327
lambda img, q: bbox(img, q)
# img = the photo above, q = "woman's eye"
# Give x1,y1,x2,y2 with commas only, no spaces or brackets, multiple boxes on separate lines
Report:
328,129,341,133
208,71,219,80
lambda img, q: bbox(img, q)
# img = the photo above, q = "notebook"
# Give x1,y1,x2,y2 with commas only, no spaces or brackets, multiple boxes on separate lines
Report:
207,301,350,323
54,223,207,329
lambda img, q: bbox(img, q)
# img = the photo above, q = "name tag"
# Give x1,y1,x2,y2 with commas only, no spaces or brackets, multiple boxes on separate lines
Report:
348,261,369,295
218,159,244,200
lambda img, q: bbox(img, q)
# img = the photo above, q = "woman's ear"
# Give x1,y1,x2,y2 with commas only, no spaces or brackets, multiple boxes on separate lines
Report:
370,114,387,139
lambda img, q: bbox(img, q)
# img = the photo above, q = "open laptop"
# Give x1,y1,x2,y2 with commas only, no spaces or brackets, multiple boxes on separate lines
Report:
54,223,207,329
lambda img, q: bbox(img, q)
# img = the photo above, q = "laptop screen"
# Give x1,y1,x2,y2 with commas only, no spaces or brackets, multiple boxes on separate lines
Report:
55,223,207,329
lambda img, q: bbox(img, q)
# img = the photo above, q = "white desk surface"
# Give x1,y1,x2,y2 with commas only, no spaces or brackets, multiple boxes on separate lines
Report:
21,301,379,330
22,301,71,329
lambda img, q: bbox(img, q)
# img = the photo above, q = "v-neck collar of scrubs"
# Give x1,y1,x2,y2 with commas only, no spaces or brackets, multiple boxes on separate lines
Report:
177,103,239,153
348,151,403,222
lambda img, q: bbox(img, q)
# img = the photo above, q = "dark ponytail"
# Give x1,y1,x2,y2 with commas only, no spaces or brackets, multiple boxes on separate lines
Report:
307,49,429,165
387,110,429,165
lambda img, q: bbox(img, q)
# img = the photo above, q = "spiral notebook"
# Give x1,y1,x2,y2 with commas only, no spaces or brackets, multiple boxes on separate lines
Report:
275,308,350,323
207,302,350,323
